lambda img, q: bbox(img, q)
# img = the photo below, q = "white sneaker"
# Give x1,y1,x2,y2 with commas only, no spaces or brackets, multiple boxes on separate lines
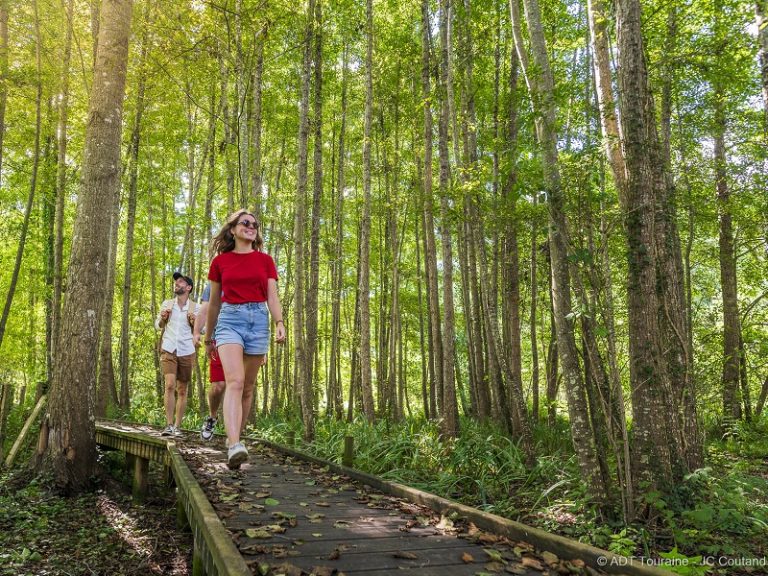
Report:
201,417,217,441
161,425,175,436
227,442,248,469
173,425,183,437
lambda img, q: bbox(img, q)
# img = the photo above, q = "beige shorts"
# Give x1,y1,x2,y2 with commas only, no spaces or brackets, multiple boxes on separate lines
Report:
160,351,194,383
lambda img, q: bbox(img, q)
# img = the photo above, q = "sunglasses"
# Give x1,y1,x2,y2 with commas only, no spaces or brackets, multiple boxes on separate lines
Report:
237,220,258,229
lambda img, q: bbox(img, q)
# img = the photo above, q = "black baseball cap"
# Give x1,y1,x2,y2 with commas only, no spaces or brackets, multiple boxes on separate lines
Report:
173,271,194,289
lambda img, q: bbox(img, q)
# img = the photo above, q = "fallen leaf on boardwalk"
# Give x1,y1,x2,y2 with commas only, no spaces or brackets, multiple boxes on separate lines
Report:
265,498,280,506
333,520,352,529
220,493,239,502
478,533,500,544
541,551,559,566
315,502,331,507
521,556,545,571
265,524,287,533
484,561,506,572
312,533,323,537
257,562,270,576
462,552,475,563
306,513,325,522
393,551,418,559
245,529,272,539
311,566,336,576
239,502,255,511
485,549,504,562
327,548,341,560
254,491,272,498
273,511,297,520
271,562,304,576
504,566,528,575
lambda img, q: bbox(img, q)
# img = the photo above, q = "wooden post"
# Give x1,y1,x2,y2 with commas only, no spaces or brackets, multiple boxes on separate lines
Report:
177,497,190,530
3,394,46,469
191,543,205,576
343,435,354,467
132,456,149,503
125,453,136,480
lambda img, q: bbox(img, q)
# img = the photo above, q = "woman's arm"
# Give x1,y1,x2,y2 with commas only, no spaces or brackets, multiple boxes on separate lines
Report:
205,281,223,354
266,278,286,344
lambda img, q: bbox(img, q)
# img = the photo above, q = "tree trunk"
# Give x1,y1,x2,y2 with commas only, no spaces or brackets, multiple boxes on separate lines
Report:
715,79,742,421
96,192,120,416
420,0,443,420
328,47,347,421
438,0,458,438
52,0,75,373
359,0,375,422
251,28,265,216
44,0,133,493
510,0,607,505
294,0,315,439
306,0,323,394
118,4,150,410
615,0,679,492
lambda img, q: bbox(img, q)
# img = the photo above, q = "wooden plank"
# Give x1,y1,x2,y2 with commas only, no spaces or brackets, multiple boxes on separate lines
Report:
3,394,46,469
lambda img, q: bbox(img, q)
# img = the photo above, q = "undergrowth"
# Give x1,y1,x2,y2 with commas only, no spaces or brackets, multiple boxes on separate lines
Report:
246,413,768,574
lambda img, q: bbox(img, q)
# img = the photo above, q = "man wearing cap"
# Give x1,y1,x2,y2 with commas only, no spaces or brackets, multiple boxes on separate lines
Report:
155,272,198,436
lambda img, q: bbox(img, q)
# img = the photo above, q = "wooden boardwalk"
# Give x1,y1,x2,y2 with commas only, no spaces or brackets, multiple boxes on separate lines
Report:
184,439,547,575
96,421,672,576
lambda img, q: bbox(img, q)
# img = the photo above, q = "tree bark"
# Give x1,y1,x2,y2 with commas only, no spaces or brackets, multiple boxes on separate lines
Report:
510,0,607,504
420,0,443,420
294,0,315,438
44,0,133,493
438,0,458,438
615,0,679,492
118,3,151,410
359,0,375,422
306,0,323,395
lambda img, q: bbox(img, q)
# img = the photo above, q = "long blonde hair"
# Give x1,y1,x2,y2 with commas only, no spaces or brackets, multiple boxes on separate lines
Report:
210,209,263,255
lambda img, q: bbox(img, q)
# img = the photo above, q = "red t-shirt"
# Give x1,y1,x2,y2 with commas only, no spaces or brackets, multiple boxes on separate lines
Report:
208,250,278,304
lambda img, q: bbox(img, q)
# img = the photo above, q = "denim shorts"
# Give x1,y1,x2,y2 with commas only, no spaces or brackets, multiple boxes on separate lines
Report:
214,301,270,355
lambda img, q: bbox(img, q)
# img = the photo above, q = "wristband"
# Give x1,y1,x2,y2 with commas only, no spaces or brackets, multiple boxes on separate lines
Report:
275,319,284,325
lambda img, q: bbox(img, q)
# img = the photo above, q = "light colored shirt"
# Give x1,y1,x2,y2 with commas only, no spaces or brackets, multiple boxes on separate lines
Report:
156,297,197,356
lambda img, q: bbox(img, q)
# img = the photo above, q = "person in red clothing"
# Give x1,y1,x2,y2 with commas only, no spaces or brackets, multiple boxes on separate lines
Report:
204,209,286,469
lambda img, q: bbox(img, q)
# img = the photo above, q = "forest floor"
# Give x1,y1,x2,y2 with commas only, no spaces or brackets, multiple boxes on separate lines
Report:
0,453,192,576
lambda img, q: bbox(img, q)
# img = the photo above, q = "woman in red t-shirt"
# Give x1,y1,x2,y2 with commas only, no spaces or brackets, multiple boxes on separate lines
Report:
205,209,286,469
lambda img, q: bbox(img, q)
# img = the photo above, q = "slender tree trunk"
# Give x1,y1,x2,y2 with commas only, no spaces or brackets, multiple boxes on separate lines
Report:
530,193,540,420
306,0,323,394
96,197,120,416
44,0,133,493
328,47,347,421
251,29,265,216
52,0,75,371
118,5,150,410
420,0,443,420
510,0,607,505
294,0,315,439
358,0,375,422
715,80,742,421
437,0,458,438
